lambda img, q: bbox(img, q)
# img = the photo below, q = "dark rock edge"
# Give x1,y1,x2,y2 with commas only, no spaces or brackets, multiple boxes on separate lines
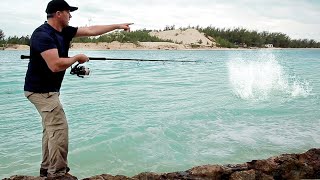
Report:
4,148,320,180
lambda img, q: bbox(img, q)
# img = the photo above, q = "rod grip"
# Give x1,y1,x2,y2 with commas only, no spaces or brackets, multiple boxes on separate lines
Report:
88,57,107,60
21,55,30,59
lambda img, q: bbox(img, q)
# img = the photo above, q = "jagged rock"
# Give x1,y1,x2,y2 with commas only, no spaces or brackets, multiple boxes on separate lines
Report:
299,148,320,177
229,169,255,180
132,172,161,179
186,165,233,179
2,176,44,180
82,174,133,180
4,148,320,180
246,148,320,179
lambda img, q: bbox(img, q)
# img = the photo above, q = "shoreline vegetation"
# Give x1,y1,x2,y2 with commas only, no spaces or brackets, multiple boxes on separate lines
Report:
4,148,320,180
1,26,320,51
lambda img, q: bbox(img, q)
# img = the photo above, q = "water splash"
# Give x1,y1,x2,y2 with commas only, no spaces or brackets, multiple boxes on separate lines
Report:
227,53,311,100
290,79,312,98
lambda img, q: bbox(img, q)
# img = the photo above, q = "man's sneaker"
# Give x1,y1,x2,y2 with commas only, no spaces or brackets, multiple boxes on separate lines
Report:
40,168,48,177
65,173,77,179
46,173,77,180
40,167,70,177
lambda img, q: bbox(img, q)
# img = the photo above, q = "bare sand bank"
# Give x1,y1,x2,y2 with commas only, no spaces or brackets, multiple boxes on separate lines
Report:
1,42,221,51
1,44,30,50
2,43,313,51
70,28,217,50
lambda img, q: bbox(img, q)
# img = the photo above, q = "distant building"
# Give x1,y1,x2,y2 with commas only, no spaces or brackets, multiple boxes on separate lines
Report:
265,44,273,48
234,43,247,48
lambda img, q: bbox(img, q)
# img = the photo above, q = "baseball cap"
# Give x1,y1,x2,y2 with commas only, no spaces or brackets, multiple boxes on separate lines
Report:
46,0,78,14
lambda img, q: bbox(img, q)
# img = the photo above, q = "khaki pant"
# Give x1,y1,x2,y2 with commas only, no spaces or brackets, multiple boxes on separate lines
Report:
25,91,69,177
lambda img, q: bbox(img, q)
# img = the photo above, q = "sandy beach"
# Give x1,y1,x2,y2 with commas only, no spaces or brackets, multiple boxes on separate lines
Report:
2,44,30,50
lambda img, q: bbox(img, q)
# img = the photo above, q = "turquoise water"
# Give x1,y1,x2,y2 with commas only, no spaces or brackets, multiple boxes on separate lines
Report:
0,49,319,178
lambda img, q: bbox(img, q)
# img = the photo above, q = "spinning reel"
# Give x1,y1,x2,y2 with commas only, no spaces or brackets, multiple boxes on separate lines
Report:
70,63,90,78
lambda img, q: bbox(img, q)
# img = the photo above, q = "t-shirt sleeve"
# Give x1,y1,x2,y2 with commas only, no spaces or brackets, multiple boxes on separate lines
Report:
63,26,78,41
32,31,57,53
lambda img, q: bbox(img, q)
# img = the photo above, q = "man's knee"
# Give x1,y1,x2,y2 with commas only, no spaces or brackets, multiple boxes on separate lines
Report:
42,101,68,131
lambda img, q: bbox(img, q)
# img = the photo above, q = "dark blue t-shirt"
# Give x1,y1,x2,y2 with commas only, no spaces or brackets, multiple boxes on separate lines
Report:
24,22,78,92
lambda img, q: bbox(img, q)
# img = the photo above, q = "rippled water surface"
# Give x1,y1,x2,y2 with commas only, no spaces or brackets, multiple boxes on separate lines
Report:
0,49,319,178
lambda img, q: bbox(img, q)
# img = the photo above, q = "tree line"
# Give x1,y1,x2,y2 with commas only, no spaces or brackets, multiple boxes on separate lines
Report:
1,26,319,48
72,29,173,45
197,26,320,48
0,29,30,47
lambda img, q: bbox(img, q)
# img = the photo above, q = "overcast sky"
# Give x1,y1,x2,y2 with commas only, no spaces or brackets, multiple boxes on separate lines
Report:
1,0,320,41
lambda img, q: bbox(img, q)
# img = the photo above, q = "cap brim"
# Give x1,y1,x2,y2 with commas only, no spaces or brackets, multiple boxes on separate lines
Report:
69,6,78,12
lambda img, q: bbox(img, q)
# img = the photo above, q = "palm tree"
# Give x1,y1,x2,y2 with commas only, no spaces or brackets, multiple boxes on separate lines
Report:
0,29,4,40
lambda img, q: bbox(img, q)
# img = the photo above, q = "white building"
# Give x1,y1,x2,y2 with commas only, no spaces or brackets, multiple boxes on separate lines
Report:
265,44,274,48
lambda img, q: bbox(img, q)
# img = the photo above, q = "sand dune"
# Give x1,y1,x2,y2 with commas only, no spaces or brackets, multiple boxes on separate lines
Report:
149,28,216,47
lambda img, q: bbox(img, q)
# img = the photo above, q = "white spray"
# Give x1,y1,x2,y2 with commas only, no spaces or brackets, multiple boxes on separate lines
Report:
227,52,311,100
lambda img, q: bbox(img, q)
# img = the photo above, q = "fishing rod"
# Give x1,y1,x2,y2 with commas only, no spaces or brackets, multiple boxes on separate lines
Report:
20,55,199,63
21,55,203,78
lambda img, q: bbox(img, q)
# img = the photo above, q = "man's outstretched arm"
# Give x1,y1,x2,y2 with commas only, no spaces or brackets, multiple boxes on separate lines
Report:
75,23,133,37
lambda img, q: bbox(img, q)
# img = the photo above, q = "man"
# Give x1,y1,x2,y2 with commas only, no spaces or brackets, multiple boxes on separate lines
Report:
24,0,132,179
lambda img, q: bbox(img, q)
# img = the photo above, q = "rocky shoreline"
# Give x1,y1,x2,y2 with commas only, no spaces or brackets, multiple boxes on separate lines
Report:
4,148,320,180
